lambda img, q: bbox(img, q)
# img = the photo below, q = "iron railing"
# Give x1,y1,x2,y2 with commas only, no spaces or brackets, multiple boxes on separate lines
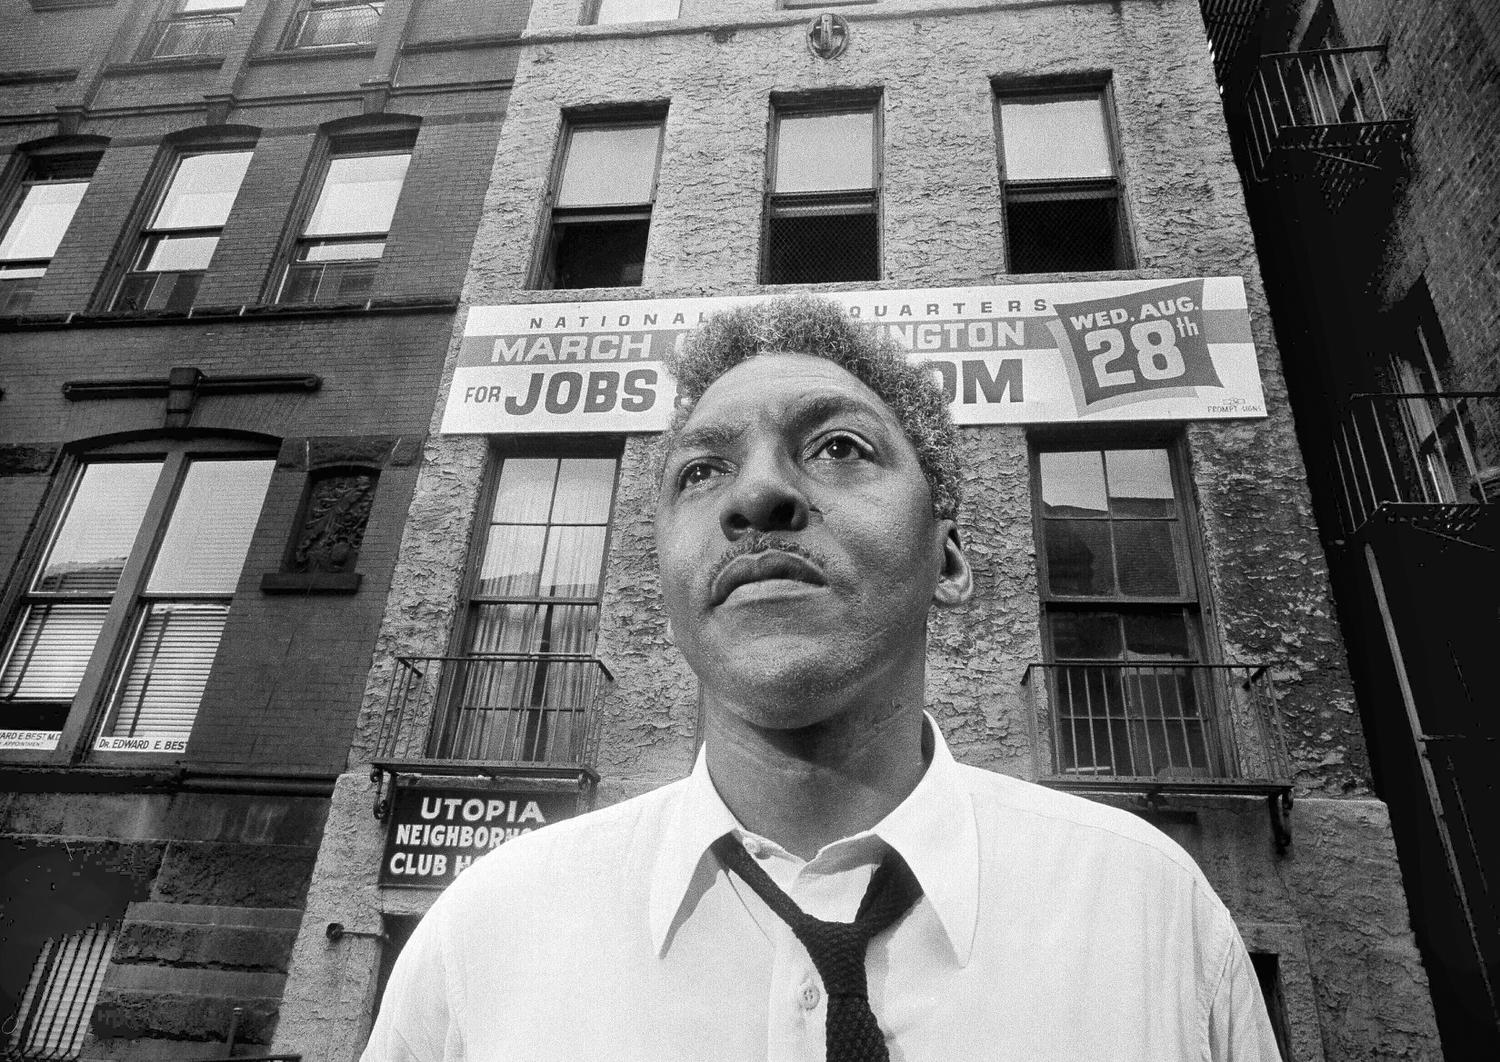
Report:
140,14,236,60
0,271,43,315
278,259,378,305
112,270,202,313
1023,662,1293,793
288,2,382,49
1244,46,1411,201
377,653,611,769
1333,392,1500,537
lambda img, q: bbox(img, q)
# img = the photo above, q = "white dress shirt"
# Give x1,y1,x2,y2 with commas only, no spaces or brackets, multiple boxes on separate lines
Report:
364,720,1282,1061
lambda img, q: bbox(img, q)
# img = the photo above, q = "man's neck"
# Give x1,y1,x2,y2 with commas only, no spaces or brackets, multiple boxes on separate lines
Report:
703,701,929,860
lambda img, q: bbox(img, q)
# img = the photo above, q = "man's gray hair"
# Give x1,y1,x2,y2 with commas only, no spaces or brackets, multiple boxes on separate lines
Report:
664,295,962,522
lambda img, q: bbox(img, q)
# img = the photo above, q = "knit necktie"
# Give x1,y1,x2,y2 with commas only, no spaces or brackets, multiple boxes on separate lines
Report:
711,834,923,1062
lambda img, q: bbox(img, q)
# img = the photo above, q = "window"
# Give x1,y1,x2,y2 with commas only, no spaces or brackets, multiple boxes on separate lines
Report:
140,0,244,60
6,923,117,1061
0,154,96,315
591,0,678,23
435,449,620,763
1032,443,1219,778
0,452,273,757
536,120,663,289
997,90,1131,273
1386,282,1482,504
278,147,410,304
764,102,880,284
287,0,383,49
112,149,252,312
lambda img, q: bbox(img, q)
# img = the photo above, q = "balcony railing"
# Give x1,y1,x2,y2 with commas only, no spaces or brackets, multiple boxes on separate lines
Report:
376,653,611,771
1023,662,1293,795
1244,46,1412,204
1333,392,1500,540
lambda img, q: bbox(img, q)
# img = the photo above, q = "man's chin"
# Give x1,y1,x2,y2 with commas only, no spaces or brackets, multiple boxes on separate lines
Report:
694,639,877,722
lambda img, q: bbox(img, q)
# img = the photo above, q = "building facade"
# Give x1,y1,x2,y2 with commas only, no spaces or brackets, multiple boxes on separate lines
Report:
271,2,1441,1061
2,0,1473,1060
1202,0,1500,1054
0,0,523,1057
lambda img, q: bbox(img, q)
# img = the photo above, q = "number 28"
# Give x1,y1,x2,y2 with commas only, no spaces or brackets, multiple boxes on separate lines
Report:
1087,322,1185,388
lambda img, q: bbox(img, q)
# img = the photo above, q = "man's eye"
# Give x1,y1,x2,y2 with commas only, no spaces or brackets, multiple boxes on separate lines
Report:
678,461,722,488
812,434,868,462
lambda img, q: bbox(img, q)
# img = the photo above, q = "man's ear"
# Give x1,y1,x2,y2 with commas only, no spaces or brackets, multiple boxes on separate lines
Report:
933,522,973,609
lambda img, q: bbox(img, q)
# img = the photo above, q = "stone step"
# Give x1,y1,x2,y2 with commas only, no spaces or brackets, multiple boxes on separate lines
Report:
86,1035,285,1062
115,902,302,971
149,842,318,909
92,965,286,1044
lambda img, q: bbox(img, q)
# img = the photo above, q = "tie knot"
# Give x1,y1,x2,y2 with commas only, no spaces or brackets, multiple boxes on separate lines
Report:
710,835,924,994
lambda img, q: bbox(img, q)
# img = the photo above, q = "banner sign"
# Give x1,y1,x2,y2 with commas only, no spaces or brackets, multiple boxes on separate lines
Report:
380,785,578,889
441,278,1266,434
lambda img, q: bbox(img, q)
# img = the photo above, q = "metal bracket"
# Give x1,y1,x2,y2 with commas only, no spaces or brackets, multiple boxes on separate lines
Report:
1268,790,1294,853
371,764,392,821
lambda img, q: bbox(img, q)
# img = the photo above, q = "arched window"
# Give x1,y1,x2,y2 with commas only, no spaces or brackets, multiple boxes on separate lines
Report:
0,435,275,760
109,126,259,313
0,136,107,314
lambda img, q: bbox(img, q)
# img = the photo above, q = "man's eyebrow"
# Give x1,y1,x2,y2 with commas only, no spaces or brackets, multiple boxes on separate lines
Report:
667,390,892,460
783,392,890,437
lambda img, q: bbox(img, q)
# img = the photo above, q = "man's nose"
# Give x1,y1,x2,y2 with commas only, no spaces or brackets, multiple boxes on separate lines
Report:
719,453,810,539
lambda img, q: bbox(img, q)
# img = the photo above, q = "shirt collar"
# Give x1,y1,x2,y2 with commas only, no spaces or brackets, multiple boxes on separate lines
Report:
647,714,980,967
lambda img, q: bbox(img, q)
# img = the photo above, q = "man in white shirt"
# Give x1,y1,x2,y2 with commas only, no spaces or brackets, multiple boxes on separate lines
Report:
364,296,1283,1061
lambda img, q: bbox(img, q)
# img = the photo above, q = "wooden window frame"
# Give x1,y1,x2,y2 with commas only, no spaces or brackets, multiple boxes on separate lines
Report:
761,92,883,285
531,110,667,291
994,82,1135,274
275,132,414,305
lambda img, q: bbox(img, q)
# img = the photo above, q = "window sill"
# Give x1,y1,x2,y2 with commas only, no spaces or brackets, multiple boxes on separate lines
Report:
30,0,115,9
261,571,363,594
0,68,80,85
248,44,377,64
106,56,225,75
0,297,458,330
400,33,523,55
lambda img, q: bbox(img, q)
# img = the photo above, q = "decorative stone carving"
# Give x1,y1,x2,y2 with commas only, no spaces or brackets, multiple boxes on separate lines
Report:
290,471,377,573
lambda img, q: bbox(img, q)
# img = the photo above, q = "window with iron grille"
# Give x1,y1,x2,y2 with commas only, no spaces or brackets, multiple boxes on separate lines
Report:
111,148,253,312
278,141,411,305
0,449,273,759
590,0,679,24
1032,442,1219,779
437,446,620,763
139,0,244,60
997,90,1131,273
4,923,117,1061
286,0,383,49
535,119,663,290
763,101,880,285
0,152,97,315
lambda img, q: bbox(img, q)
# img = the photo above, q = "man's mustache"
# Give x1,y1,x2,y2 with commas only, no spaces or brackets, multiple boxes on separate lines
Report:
705,532,826,594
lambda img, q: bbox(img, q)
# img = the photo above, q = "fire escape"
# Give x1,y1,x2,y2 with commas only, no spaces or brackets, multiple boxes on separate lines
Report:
1199,0,1498,1042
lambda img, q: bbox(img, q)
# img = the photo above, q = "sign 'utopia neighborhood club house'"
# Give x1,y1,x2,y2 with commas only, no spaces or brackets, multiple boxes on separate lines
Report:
381,786,581,889
440,278,1267,434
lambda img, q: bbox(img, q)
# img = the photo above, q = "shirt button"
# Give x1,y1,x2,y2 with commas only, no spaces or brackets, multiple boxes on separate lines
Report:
799,981,821,1010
